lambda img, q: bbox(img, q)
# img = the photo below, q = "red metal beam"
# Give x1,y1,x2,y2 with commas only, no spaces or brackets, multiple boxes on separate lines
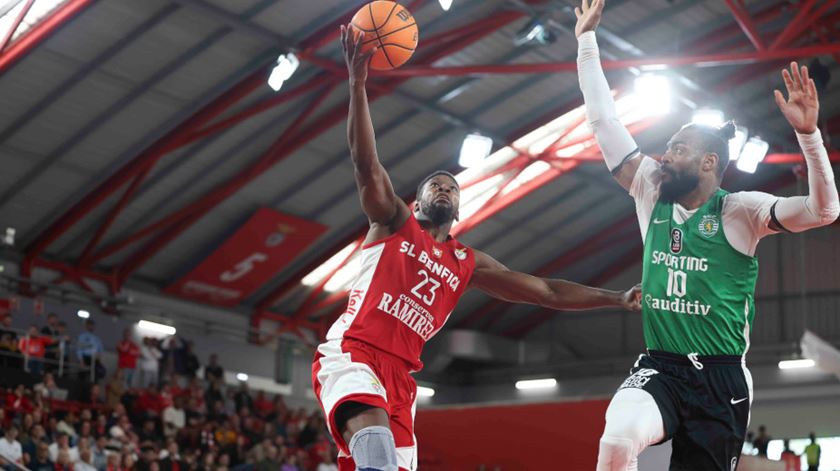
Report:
375,44,840,77
723,0,766,51
0,0,36,53
0,0,94,74
769,0,820,50
116,81,340,282
114,13,524,287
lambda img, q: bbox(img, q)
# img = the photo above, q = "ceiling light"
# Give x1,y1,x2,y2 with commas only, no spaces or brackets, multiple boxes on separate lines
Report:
137,320,176,336
633,74,671,115
728,126,748,162
515,378,557,390
77,310,90,319
417,386,435,397
438,0,453,11
736,136,769,173
691,109,725,127
778,359,815,370
236,373,249,382
268,53,299,92
459,133,493,168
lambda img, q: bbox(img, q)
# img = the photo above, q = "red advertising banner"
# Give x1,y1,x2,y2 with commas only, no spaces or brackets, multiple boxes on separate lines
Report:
166,208,327,307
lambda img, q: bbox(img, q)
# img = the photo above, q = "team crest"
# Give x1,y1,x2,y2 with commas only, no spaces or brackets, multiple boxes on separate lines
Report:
670,228,683,254
454,248,467,260
432,247,443,258
698,215,719,238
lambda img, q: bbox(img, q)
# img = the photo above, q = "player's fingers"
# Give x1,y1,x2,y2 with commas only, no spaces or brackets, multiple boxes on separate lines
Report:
581,0,589,13
781,69,794,94
574,6,582,19
790,61,803,89
809,78,818,99
361,46,377,63
774,89,786,109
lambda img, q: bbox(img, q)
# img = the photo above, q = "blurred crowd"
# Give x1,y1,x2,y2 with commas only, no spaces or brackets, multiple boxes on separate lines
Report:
0,313,338,471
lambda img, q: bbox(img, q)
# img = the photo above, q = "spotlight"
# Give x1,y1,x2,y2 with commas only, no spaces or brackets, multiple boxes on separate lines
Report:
138,320,176,336
633,74,671,115
515,18,556,46
236,373,249,382
728,126,748,162
691,109,724,127
438,0,453,11
515,378,557,390
459,133,493,168
267,53,299,92
77,310,90,319
778,359,815,370
417,386,435,397
736,136,769,173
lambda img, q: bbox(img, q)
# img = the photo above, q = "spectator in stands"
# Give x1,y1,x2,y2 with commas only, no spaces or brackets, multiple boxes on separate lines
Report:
48,432,79,463
316,451,337,471
184,342,200,380
76,320,105,382
75,448,96,471
117,328,141,388
28,442,53,471
805,432,821,471
160,440,184,471
256,445,280,471
139,337,163,388
204,354,224,384
753,425,771,457
163,397,186,439
33,372,62,399
780,439,799,470
137,442,158,471
19,324,53,375
41,313,60,371
6,385,33,415
106,370,126,409
0,314,20,369
54,449,74,471
253,391,273,419
233,383,253,414
0,425,22,471
21,424,44,462
91,436,107,471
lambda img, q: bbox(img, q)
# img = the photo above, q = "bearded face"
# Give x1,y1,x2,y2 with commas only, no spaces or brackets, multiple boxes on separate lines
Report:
416,176,460,225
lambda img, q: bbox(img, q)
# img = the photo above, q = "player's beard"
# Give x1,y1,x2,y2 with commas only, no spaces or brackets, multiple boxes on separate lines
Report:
660,169,700,203
419,200,456,226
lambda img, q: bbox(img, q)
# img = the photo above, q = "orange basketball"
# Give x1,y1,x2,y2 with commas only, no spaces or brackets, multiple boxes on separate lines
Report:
351,1,419,71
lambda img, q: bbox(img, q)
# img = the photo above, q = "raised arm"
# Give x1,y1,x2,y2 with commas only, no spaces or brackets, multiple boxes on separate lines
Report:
469,250,641,311
770,62,839,232
575,0,641,191
341,25,410,230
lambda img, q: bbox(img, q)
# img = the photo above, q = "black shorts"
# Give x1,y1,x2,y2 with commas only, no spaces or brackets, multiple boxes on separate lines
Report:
619,351,752,471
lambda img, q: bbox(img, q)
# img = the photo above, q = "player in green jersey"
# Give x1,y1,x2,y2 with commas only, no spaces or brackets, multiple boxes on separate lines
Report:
574,1,840,470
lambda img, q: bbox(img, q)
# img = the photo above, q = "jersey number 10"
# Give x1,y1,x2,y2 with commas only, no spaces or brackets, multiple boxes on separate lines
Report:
666,268,687,298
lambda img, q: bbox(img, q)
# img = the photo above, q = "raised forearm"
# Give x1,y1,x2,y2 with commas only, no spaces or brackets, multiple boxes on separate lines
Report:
348,81,379,172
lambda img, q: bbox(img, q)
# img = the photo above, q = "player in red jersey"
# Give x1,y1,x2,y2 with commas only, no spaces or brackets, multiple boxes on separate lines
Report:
312,26,642,471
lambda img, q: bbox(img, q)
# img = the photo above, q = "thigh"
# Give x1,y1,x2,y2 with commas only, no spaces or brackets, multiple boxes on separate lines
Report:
617,356,684,442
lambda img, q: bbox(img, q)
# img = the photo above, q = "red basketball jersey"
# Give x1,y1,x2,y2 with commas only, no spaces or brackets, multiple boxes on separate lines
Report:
325,215,476,371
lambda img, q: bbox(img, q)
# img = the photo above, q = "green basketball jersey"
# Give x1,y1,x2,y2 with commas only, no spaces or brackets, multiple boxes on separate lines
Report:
641,189,759,356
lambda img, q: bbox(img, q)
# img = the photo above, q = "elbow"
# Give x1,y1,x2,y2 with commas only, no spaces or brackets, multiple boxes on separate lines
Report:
823,203,840,225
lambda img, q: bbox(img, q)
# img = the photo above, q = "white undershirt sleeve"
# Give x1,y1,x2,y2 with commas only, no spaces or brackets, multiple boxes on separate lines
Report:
772,130,840,232
630,156,662,242
577,31,640,172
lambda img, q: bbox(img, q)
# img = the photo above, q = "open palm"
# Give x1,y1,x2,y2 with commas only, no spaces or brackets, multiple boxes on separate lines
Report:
775,61,819,134
575,0,604,38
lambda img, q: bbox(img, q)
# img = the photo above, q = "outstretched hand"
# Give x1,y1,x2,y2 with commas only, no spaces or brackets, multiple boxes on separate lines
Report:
340,24,377,85
621,284,642,312
575,0,605,38
775,61,819,134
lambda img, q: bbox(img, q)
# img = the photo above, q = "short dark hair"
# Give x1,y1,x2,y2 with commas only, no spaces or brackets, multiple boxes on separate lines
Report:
681,121,737,177
416,171,459,201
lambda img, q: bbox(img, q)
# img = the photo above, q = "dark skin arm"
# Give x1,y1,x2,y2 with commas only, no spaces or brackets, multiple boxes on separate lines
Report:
341,24,411,244
469,250,641,311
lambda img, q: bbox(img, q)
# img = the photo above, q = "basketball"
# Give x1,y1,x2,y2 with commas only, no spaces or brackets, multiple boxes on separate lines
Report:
351,1,419,70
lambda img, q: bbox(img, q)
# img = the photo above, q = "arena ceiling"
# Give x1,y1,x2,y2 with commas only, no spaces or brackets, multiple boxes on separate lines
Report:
1,0,839,381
